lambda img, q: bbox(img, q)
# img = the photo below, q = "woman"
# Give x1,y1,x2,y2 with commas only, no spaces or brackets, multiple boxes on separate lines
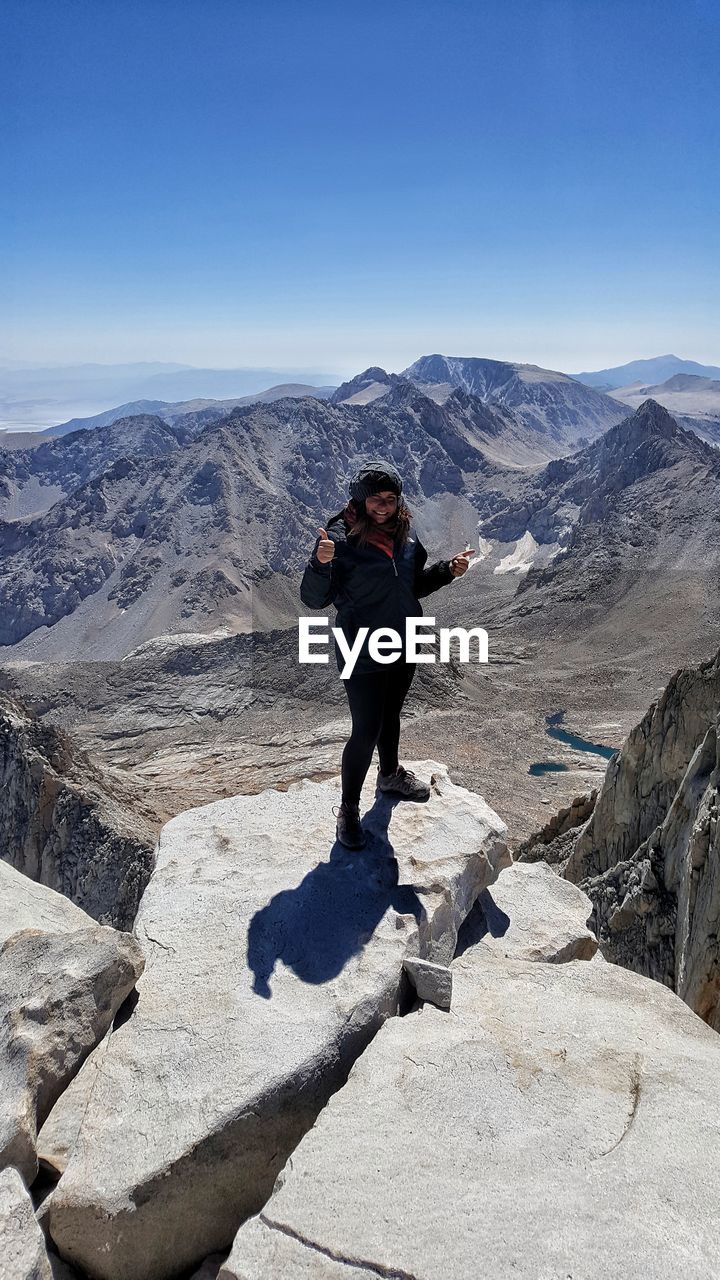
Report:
300,459,474,849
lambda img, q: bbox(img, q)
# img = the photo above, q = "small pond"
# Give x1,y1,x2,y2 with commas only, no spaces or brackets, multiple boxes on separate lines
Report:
529,710,618,776
528,761,569,778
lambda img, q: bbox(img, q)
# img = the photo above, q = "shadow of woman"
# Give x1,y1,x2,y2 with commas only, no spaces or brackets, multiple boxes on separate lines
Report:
247,793,427,998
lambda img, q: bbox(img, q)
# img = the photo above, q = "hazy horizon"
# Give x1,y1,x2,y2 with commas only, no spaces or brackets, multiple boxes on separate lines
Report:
1,346,719,382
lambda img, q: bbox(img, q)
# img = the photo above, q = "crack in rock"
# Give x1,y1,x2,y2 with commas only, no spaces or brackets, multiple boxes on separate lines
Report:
594,1055,643,1158
258,1212,421,1279
139,922,175,954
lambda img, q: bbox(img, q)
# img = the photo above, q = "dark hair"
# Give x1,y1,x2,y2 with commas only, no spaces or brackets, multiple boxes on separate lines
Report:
346,495,412,550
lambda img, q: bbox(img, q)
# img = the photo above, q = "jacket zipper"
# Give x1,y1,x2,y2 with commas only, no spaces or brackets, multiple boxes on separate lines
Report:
391,555,398,576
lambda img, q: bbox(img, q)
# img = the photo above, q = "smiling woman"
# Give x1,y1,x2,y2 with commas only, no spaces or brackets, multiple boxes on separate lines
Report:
299,458,475,850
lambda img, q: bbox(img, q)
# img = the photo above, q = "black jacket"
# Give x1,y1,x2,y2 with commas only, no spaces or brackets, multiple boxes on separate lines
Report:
300,511,455,675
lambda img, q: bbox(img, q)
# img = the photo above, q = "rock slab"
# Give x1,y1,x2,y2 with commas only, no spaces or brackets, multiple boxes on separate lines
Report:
37,1033,112,1177
222,932,720,1279
0,1165,52,1280
49,762,509,1280
456,858,598,963
0,926,144,1184
403,957,453,1009
0,860,90,948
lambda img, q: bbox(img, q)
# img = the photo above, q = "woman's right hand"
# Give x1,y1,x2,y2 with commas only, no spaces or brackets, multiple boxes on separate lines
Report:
315,528,335,564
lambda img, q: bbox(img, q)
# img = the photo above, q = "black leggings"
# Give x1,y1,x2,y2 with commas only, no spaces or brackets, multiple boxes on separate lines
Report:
341,661,416,806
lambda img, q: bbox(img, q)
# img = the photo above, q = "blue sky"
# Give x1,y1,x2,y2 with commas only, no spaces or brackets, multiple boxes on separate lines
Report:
2,0,718,375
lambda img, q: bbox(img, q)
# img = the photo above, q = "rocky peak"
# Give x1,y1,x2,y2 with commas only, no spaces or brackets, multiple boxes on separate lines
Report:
521,648,720,1033
403,353,519,399
444,385,513,438
611,397,681,446
532,397,718,501
377,375,425,409
329,366,395,404
581,397,718,483
402,352,455,385
404,354,555,398
445,384,473,409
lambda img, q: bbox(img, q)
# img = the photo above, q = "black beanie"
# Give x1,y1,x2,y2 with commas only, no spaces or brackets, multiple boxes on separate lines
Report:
348,459,403,503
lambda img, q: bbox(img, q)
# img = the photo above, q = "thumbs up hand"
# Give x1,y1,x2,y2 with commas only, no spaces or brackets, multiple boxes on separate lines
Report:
315,528,336,564
449,547,476,578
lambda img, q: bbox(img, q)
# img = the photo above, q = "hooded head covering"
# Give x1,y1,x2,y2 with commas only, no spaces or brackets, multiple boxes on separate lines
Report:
342,459,409,557
348,459,403,503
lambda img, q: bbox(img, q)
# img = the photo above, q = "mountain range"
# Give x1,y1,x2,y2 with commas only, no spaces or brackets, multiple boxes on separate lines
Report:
2,365,718,903
0,356,635,531
4,351,717,436
0,385,509,656
1,353,626,461
463,399,720,645
573,354,720,391
42,383,336,439
607,373,720,445
2,363,718,670
7,351,720,460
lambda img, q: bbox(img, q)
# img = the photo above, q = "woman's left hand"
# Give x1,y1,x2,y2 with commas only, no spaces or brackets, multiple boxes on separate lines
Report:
449,548,476,577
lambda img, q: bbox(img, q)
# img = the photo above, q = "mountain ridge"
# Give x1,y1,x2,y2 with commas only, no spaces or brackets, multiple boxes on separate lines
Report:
0,389,503,655
400,352,625,452
467,399,720,635
573,354,720,391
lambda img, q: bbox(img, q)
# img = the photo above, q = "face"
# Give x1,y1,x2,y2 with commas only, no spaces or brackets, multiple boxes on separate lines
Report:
365,490,398,523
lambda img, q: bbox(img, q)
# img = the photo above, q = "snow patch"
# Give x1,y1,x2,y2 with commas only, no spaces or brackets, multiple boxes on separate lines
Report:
473,535,494,563
493,530,561,576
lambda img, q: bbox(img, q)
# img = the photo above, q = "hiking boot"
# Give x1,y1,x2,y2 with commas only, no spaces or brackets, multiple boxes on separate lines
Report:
376,764,430,801
334,801,367,849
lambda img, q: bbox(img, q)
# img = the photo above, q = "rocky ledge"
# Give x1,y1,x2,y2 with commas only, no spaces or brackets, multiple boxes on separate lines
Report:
3,751,720,1280
47,761,509,1279
222,950,720,1280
